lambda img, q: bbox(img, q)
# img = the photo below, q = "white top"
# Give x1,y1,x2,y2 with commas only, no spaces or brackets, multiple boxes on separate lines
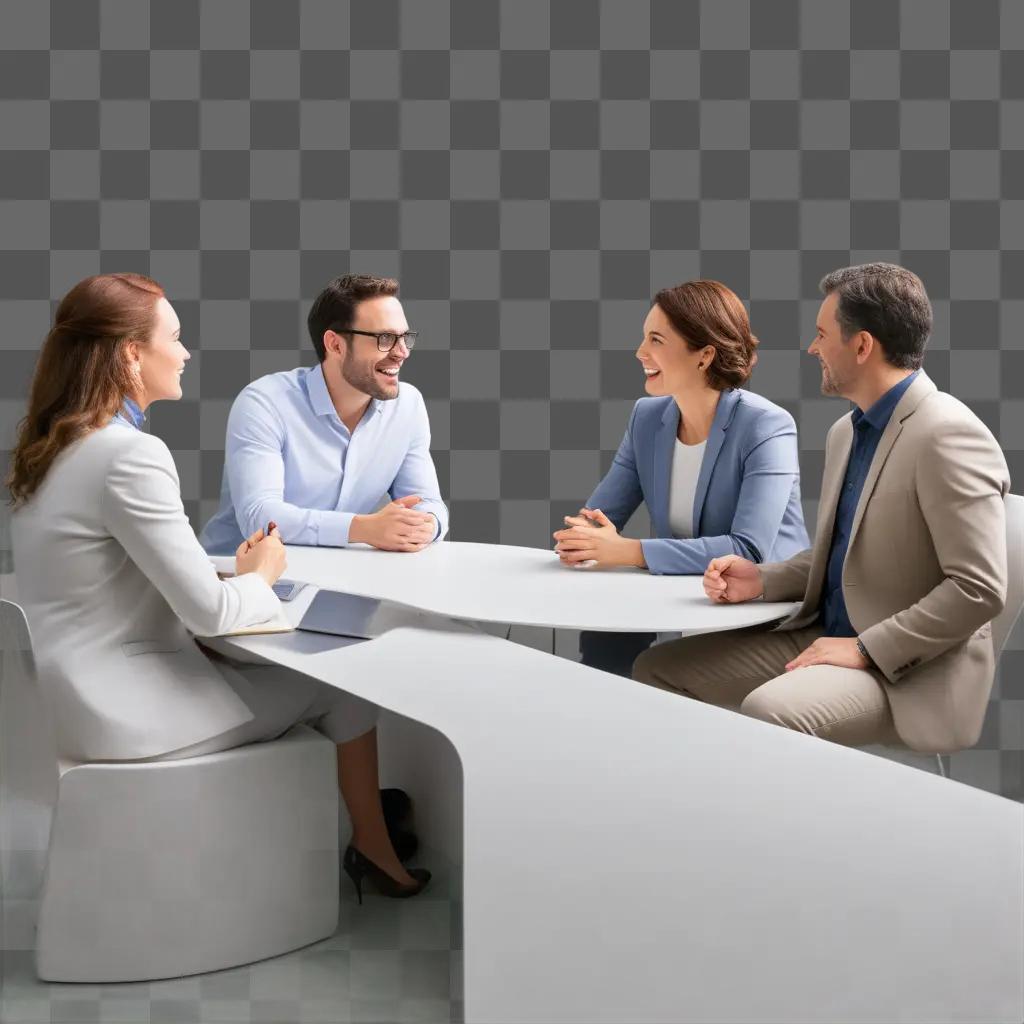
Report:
667,438,707,539
211,540,798,634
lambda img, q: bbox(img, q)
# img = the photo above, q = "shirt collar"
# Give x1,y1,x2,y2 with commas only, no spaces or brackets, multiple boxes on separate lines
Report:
305,362,385,419
114,396,146,429
852,369,920,432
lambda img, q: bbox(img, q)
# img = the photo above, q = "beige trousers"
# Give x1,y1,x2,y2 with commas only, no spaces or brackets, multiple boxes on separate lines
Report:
632,623,901,747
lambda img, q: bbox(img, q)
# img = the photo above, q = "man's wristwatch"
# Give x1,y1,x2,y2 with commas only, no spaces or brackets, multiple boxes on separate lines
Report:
855,637,876,669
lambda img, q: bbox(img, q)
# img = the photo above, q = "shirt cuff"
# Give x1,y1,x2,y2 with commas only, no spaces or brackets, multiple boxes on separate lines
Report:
315,510,356,547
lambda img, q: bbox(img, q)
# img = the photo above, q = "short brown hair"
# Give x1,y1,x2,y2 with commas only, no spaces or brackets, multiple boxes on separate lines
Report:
652,280,759,391
307,273,399,361
7,273,165,507
819,262,932,370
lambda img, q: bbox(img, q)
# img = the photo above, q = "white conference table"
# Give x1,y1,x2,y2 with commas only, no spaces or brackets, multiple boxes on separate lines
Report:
213,542,1024,1024
214,539,799,634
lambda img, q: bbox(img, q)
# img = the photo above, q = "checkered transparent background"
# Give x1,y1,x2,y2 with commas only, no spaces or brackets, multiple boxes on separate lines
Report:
1,0,1021,802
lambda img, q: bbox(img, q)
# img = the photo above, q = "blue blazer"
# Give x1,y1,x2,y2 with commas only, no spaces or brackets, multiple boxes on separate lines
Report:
587,389,810,575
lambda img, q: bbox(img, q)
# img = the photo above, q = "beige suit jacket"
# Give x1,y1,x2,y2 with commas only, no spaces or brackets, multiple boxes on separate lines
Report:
758,371,1010,753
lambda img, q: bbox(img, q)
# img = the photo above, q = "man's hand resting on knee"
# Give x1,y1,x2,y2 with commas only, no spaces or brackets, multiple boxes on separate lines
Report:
702,555,764,604
784,637,871,672
350,495,436,552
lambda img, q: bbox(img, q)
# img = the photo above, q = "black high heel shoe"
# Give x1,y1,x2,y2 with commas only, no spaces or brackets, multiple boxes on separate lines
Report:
343,845,431,905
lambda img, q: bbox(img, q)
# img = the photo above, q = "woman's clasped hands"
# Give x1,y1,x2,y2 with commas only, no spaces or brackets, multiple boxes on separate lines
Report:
552,508,646,569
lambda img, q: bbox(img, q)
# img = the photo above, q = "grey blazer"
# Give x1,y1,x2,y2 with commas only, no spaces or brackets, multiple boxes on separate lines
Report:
10,421,281,761
759,372,1010,753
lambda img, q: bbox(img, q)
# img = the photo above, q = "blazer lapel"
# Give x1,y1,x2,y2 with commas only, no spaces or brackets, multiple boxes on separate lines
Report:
795,414,853,617
817,416,853,549
690,388,741,534
789,372,937,623
651,403,679,537
845,417,903,553
846,371,936,554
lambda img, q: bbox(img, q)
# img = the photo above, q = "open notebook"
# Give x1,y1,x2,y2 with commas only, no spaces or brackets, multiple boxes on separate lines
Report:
202,572,295,637
211,608,294,637
195,606,294,638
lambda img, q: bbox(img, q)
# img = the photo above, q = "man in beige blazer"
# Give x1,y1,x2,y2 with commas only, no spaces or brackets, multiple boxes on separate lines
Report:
633,263,1010,754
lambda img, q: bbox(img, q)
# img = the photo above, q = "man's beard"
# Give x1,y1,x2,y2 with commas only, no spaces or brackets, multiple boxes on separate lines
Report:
341,347,398,401
819,360,844,396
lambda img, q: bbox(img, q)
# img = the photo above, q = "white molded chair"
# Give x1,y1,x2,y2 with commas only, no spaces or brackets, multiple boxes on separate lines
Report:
0,599,340,982
863,493,1024,776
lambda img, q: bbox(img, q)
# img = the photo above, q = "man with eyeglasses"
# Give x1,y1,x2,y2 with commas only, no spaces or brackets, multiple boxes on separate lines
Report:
199,274,447,554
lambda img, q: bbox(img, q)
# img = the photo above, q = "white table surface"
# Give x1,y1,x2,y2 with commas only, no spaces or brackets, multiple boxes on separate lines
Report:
213,540,799,633
218,624,1024,1024
211,540,1022,1021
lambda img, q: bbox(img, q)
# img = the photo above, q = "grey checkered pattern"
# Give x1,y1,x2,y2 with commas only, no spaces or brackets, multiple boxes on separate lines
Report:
0,0,1020,818
1,855,462,1023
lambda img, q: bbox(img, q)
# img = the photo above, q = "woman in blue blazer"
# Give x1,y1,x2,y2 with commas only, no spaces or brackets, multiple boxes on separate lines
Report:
554,280,809,676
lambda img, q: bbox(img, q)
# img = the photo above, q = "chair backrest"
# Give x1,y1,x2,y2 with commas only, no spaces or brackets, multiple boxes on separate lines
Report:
1,598,36,672
0,599,59,949
992,494,1024,658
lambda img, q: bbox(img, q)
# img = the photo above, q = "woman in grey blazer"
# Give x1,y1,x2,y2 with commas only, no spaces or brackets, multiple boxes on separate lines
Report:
7,273,427,901
553,280,809,676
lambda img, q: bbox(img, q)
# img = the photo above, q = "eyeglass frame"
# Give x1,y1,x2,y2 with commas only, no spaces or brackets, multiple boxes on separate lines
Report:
339,328,418,353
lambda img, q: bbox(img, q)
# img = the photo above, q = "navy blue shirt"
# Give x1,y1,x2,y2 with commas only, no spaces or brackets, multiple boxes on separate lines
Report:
821,371,919,637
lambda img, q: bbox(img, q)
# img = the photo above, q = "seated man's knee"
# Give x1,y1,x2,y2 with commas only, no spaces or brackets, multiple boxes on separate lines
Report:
632,635,712,690
745,684,782,724
740,684,794,729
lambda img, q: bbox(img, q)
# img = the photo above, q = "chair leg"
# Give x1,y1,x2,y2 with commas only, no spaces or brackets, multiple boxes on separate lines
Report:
935,754,947,778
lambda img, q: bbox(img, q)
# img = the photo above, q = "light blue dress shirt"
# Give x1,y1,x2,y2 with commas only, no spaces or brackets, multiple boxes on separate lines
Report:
199,364,448,554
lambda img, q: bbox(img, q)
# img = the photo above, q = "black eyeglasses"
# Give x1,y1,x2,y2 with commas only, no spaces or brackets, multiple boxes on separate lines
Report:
344,329,418,353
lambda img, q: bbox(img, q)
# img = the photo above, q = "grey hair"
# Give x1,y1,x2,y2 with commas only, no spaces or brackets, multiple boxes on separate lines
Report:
819,262,932,370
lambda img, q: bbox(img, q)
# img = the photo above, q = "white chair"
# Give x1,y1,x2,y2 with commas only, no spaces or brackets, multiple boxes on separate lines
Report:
863,493,1024,776
0,599,340,982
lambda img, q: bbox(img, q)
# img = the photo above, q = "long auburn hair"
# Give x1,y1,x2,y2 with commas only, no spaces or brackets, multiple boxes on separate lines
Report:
6,273,164,508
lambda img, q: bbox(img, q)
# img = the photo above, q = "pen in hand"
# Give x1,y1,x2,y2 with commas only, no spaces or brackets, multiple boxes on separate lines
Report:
244,520,278,554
